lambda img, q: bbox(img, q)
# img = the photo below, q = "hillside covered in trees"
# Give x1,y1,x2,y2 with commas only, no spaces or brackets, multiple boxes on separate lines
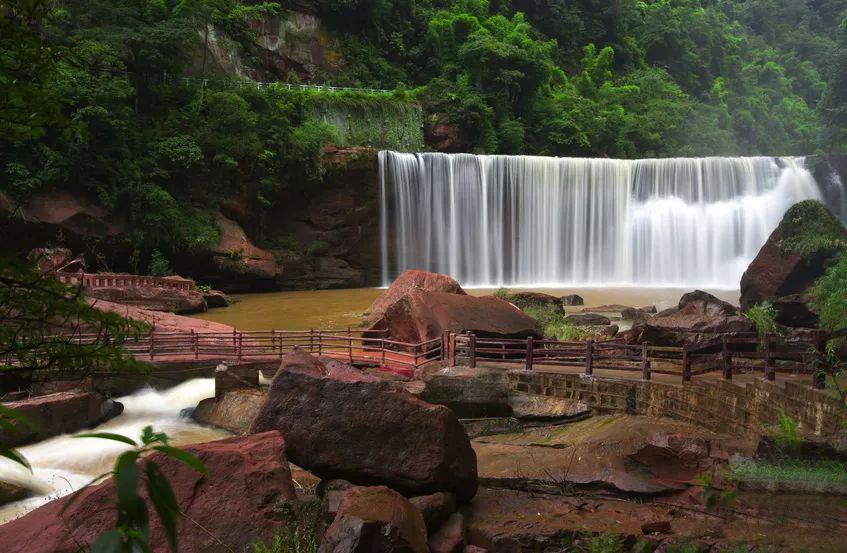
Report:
2,0,847,273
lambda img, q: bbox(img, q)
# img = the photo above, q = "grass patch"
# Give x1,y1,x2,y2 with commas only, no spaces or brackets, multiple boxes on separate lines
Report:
730,459,847,486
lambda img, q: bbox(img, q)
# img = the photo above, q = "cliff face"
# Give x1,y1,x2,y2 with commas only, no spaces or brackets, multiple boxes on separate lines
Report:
810,154,847,224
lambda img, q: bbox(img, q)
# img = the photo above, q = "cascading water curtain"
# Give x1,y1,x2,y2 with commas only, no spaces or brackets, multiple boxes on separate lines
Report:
379,151,831,289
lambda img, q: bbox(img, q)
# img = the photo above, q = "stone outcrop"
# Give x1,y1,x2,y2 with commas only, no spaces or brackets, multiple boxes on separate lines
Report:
472,415,739,495
250,351,479,502
621,306,651,323
194,387,267,434
85,274,207,314
366,270,466,325
565,313,611,326
561,294,584,306
199,213,283,290
203,289,231,308
428,512,466,553
0,391,122,447
367,283,540,344
28,247,81,273
0,432,299,553
740,200,846,327
91,298,235,334
320,486,429,553
410,492,457,536
505,292,563,311
630,290,755,346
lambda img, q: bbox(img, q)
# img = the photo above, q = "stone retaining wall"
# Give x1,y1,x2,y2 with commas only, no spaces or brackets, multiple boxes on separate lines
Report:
508,371,846,445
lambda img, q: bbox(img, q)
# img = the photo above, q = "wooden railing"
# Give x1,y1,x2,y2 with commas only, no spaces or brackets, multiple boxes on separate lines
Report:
55,271,195,292
446,331,829,388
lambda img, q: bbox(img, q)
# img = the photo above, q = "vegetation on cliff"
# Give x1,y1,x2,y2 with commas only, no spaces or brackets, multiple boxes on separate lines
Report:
2,0,847,271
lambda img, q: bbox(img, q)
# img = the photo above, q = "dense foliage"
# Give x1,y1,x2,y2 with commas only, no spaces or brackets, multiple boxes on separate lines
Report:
2,0,847,267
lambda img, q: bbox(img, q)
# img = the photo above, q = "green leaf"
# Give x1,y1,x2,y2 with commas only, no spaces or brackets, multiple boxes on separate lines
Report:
0,406,37,432
146,461,180,550
114,451,140,512
90,529,122,553
152,446,208,476
141,425,169,446
0,446,31,471
126,529,154,553
75,432,138,446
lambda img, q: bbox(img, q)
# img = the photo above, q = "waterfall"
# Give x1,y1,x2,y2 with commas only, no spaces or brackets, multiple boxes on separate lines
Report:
379,152,835,289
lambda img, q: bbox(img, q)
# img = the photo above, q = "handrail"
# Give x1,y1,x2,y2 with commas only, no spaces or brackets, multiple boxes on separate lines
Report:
55,271,195,292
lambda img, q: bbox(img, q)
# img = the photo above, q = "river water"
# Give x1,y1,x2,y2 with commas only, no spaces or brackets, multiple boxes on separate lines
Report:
191,287,741,331
0,379,228,525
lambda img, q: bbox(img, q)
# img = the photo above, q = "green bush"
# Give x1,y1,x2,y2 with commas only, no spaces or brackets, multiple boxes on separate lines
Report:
777,200,845,256
768,410,803,454
148,250,173,277
744,301,778,338
493,287,511,300
305,240,331,257
811,250,847,331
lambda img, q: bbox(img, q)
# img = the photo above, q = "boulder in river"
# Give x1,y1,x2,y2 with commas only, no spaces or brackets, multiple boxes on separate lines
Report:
0,432,299,553
565,313,611,326
506,292,563,311
366,269,466,325
193,387,267,434
368,288,540,344
0,391,122,447
250,351,479,502
740,200,846,326
561,294,585,306
630,290,755,346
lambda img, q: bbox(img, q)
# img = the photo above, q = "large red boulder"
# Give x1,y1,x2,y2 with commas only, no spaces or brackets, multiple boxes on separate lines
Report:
630,290,755,346
0,391,121,447
0,432,298,553
86,274,207,314
250,351,479,502
368,289,540,344
740,200,846,326
320,486,429,553
366,270,466,325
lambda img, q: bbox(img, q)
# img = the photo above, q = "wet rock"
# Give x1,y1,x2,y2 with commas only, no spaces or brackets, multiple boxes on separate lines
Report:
366,269,466,324
561,295,584,306
641,305,658,314
565,313,611,326
771,294,819,328
630,290,755,346
368,289,540,344
740,200,845,319
621,307,652,323
318,479,356,522
410,492,457,535
429,512,466,553
472,415,739,495
86,274,207,314
603,324,620,338
250,351,479,502
0,391,122,447
420,367,512,418
508,393,590,421
0,432,299,553
92,298,236,334
320,486,429,553
203,289,231,308
193,387,267,434
582,304,632,313
508,292,563,311
464,547,488,553
0,482,29,505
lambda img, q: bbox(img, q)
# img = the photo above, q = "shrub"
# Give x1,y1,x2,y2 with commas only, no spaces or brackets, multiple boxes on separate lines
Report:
148,249,173,276
777,200,845,256
305,240,330,257
493,287,511,300
810,250,847,331
744,301,778,338
768,410,803,454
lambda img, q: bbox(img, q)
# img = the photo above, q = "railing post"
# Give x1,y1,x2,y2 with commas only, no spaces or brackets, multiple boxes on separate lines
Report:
682,346,691,382
722,335,732,379
814,333,827,390
309,328,315,353
238,332,243,361
149,332,155,360
413,343,419,373
271,329,276,353
468,333,477,369
348,327,353,363
193,329,198,360
764,333,775,381
641,342,651,380
525,336,534,371
317,330,323,355
232,329,237,356
448,333,456,367
441,330,449,362
380,338,386,367
584,339,593,376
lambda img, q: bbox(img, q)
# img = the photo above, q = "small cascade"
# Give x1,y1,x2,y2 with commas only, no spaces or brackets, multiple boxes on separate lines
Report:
380,152,838,288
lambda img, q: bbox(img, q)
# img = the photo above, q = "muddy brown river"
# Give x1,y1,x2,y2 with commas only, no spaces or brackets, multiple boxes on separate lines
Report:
191,287,741,331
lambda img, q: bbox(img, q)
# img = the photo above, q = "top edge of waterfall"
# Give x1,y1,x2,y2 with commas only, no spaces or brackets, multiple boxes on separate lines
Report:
378,150,807,164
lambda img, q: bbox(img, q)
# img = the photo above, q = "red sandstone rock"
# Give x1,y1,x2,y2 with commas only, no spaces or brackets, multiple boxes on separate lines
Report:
86,273,207,314
366,270,466,324
507,292,563,310
320,486,429,553
630,290,755,346
561,294,584,306
0,432,298,553
91,298,235,334
250,351,479,502
0,391,120,447
18,191,126,237
368,289,540,344
410,492,457,535
566,313,611,326
429,512,466,553
194,387,267,434
208,213,282,280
